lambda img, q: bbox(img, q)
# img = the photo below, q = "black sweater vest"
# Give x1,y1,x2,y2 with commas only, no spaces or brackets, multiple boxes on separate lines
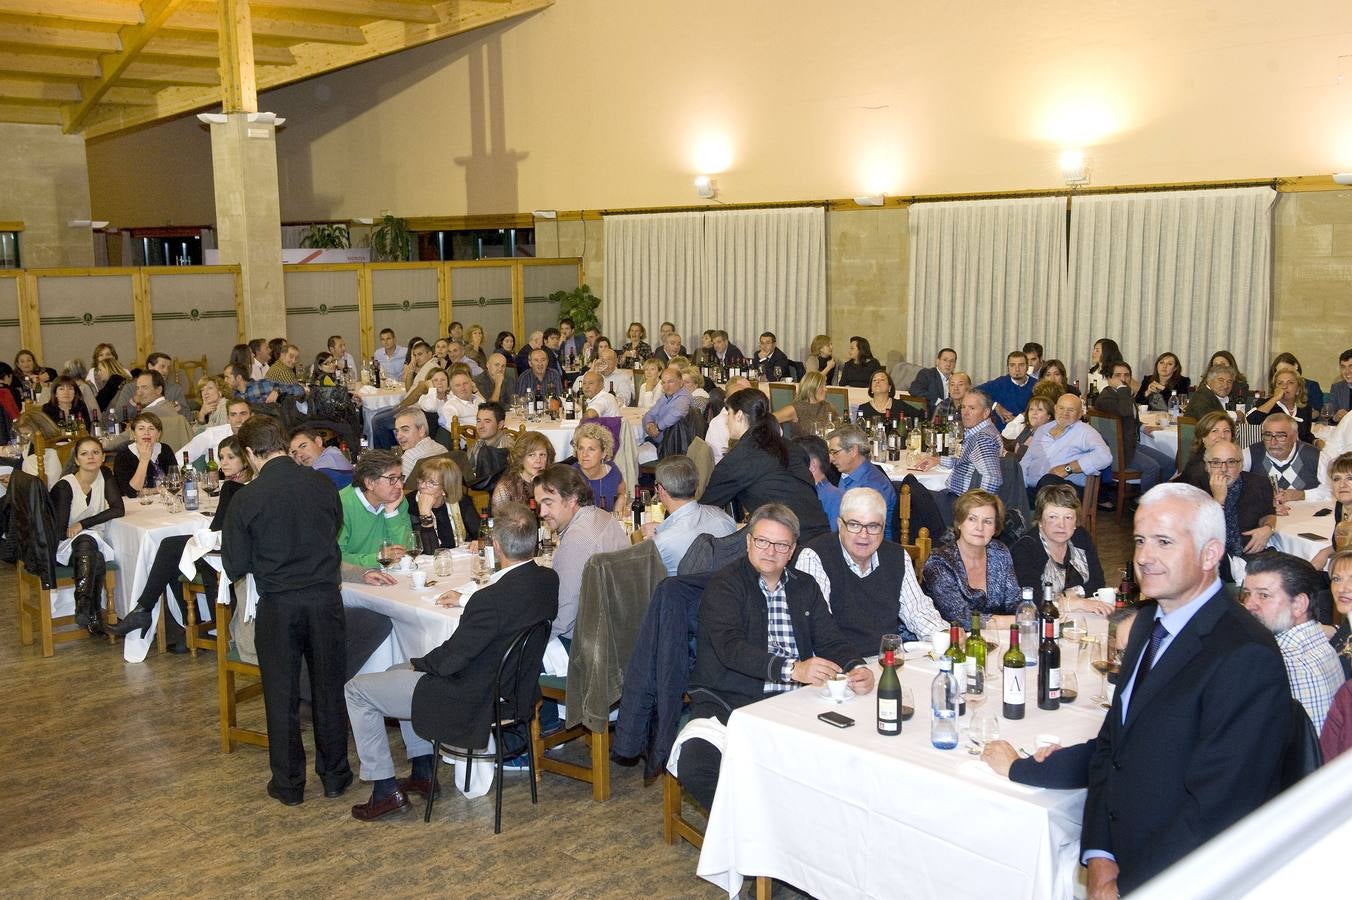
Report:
805,531,908,658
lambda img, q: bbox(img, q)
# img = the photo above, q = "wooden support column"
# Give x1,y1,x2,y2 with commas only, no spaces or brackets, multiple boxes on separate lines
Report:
218,0,257,114
16,270,41,361
357,265,375,359
510,261,525,342
132,268,154,361
437,264,451,338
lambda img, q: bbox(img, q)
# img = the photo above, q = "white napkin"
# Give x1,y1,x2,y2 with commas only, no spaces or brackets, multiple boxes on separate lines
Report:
179,528,219,580
667,717,728,777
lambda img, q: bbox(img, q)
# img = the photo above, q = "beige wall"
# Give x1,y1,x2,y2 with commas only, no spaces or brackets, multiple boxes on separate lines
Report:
1272,191,1352,388
0,123,93,268
827,208,909,367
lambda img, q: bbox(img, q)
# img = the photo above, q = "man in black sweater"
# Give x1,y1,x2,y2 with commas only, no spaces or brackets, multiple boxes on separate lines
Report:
678,503,873,810
222,415,353,806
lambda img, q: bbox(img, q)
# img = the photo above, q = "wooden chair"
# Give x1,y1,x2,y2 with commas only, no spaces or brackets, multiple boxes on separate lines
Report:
1080,473,1101,541
768,382,796,411
175,355,208,400
450,420,479,452
896,483,932,568
216,601,268,753
32,431,76,482
663,770,771,898
1087,411,1140,522
1175,416,1197,472
16,559,118,658
183,577,216,658
824,386,850,419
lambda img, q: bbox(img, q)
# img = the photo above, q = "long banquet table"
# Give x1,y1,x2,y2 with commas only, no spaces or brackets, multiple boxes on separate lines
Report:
698,626,1109,900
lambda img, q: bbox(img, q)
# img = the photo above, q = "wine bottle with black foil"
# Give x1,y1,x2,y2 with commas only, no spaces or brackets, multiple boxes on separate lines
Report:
1037,618,1061,711
1041,582,1061,639
631,486,644,531
1003,624,1026,720
877,649,901,736
965,613,986,697
943,624,967,716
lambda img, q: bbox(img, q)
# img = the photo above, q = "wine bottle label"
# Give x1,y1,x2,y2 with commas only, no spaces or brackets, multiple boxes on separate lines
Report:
1047,667,1061,699
878,699,898,731
1003,668,1024,704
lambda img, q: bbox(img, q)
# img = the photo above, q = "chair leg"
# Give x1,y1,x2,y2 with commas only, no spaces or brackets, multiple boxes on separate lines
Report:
530,702,544,785
464,751,473,793
425,747,441,823
104,571,117,644
493,729,504,835
16,568,33,647
185,588,198,659
590,725,611,802
1116,478,1128,523
662,771,680,844
526,722,538,804
155,594,167,654
755,876,771,899
39,585,55,658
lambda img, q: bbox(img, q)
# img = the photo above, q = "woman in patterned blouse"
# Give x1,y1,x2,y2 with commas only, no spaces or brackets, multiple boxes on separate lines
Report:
923,489,1022,625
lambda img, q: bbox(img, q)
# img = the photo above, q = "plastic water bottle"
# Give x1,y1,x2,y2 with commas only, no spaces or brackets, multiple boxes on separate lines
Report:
930,657,961,750
182,466,199,511
1168,392,1181,423
1017,587,1039,669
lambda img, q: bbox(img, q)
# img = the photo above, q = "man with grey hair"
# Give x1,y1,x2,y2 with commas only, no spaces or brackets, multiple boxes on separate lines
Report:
1248,412,1326,503
795,487,946,656
678,502,874,810
1194,439,1276,574
579,368,621,420
339,449,411,569
1184,363,1240,419
826,425,897,539
1242,550,1343,734
641,454,736,575
639,365,693,463
1082,483,1290,897
583,347,634,406
515,347,563,398
393,407,446,479
342,502,559,821
915,387,1003,522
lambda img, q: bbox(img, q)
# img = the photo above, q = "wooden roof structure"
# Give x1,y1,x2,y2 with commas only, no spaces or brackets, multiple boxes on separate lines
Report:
0,0,551,137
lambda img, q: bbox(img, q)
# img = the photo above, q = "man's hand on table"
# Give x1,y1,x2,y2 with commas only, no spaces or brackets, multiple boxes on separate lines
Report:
434,589,462,607
362,569,397,586
846,665,874,694
912,455,940,471
981,740,1020,776
791,656,840,685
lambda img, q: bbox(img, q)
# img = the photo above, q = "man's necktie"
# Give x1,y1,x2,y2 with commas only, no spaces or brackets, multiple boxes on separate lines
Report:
1133,619,1169,692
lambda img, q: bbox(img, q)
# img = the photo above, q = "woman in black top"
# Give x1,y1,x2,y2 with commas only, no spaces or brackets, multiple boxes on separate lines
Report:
1008,484,1110,609
108,436,254,645
42,374,93,429
1246,368,1315,443
857,370,908,423
406,455,481,553
837,336,882,388
1135,352,1191,410
700,388,830,541
112,411,178,497
51,437,125,633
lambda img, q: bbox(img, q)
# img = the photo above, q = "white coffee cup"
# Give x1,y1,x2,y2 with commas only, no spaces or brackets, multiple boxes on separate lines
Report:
931,629,951,657
1094,587,1117,604
410,571,427,589
398,555,413,572
826,673,850,701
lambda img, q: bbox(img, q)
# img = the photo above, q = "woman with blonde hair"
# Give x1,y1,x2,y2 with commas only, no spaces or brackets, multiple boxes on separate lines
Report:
1,410,64,490
491,430,554,511
774,369,833,435
637,357,663,412
1247,367,1314,443
407,455,481,552
807,334,836,384
195,375,230,426
571,420,627,513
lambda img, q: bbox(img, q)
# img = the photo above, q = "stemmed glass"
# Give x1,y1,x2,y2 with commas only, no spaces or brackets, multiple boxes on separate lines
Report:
1090,638,1118,710
879,633,903,672
1060,671,1079,705
965,714,1000,756
377,540,396,573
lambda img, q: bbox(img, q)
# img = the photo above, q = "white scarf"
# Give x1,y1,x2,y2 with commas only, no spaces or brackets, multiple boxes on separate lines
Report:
62,471,109,526
1040,530,1089,595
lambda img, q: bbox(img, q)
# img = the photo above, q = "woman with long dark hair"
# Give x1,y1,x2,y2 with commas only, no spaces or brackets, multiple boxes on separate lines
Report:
41,375,92,429
700,388,829,540
1135,351,1191,410
51,436,125,634
837,336,882,388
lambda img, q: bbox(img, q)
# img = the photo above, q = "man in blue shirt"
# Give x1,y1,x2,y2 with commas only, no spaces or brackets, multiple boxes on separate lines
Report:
373,328,407,381
640,455,736,574
980,350,1035,425
638,366,692,463
826,425,898,540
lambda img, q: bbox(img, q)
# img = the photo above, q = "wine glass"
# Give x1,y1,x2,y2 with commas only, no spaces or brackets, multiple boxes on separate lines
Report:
377,540,396,572
900,686,915,722
1090,638,1117,710
1060,671,1079,705
965,714,1000,756
879,633,903,671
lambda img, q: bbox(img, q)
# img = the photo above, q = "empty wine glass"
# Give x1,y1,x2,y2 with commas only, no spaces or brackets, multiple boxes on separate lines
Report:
965,714,1001,756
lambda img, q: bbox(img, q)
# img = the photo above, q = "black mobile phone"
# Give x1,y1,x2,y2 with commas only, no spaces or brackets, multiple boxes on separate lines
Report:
1299,533,1329,542
817,711,855,728
1315,508,1334,517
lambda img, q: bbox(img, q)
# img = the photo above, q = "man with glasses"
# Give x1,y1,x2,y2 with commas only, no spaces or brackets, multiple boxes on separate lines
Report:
1248,413,1327,504
677,503,873,810
339,449,412,571
795,487,947,657
826,425,898,539
1194,440,1277,581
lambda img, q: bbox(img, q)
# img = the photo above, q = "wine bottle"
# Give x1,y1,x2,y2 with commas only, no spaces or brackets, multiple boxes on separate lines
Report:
631,486,644,531
1037,618,1061,710
943,624,967,716
1002,623,1026,720
1041,582,1061,639
205,448,219,474
1016,588,1038,668
877,649,901,736
930,657,960,749
964,613,986,697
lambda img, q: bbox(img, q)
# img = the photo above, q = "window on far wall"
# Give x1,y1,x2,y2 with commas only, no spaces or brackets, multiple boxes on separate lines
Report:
416,228,535,261
0,231,18,269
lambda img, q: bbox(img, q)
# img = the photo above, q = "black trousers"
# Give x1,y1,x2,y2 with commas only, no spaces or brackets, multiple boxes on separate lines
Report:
137,534,219,641
678,738,721,812
255,586,353,798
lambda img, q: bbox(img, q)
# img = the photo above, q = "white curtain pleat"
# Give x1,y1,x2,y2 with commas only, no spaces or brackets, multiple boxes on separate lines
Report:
603,207,826,361
1063,187,1275,383
908,197,1067,382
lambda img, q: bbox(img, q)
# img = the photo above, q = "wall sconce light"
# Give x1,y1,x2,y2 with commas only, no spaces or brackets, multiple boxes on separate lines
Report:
695,175,718,200
1334,173,1352,185
353,217,374,225
853,195,885,207
1059,149,1090,186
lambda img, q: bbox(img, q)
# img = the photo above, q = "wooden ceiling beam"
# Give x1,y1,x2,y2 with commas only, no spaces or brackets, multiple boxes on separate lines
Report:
118,60,217,84
143,35,294,66
251,0,440,25
0,76,79,101
0,50,100,78
0,0,143,26
103,85,157,105
166,6,367,45
0,100,61,123
64,0,186,131
0,21,122,53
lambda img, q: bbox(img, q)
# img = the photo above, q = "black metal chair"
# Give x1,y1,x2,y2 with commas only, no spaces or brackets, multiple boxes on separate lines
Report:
424,618,552,833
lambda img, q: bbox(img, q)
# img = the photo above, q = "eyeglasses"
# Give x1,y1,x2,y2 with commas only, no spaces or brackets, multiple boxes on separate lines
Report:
1260,432,1292,441
1205,459,1243,469
826,447,845,457
840,519,884,535
751,536,794,554
376,473,404,483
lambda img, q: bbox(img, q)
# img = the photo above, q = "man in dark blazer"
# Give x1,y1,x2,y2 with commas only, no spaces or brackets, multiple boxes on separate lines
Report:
1081,484,1290,897
342,502,558,821
677,503,874,810
1183,364,1240,420
908,347,957,414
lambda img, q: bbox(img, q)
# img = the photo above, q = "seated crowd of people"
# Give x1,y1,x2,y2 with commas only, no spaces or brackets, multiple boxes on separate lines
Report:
3,322,1351,894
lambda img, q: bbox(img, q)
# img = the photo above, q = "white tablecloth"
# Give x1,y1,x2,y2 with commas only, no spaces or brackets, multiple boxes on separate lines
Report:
358,386,406,443
698,633,1108,899
1139,425,1178,463
1271,499,1336,560
879,460,951,492
505,409,644,489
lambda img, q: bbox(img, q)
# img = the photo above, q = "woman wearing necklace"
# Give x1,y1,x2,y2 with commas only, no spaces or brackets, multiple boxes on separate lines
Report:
51,436,125,634
1008,484,1113,615
407,456,481,552
570,422,626,513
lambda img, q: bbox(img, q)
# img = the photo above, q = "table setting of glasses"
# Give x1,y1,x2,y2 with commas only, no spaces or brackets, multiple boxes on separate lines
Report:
697,615,1116,900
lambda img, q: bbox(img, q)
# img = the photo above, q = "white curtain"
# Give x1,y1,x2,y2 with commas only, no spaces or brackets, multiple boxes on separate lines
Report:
604,207,826,360
1063,187,1276,384
908,197,1067,383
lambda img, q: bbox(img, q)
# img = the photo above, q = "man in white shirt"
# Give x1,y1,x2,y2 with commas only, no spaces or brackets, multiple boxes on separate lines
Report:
374,328,407,381
394,408,447,478
437,370,483,430
579,369,621,419
639,455,736,575
704,376,751,462
177,399,251,464
327,335,357,377
574,348,633,407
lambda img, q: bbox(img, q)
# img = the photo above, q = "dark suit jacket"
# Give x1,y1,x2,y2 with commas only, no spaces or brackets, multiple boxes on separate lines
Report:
1183,386,1232,421
908,366,946,413
689,558,863,719
1082,590,1291,893
410,561,559,750
1010,739,1094,789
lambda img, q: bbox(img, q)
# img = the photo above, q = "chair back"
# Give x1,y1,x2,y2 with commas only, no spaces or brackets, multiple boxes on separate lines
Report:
677,525,747,576
593,416,623,451
686,437,714,500
495,619,554,728
899,482,912,544
768,383,796,411
891,360,923,393
824,386,850,419
174,355,208,400
1079,473,1101,541
1175,416,1197,471
1281,699,1323,790
997,455,1031,525
902,527,932,570
1086,410,1127,473
32,432,75,482
451,420,478,453
895,393,928,418
8,468,59,588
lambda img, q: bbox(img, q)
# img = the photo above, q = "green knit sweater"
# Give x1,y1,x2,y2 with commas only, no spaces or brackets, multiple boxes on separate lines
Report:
338,485,411,568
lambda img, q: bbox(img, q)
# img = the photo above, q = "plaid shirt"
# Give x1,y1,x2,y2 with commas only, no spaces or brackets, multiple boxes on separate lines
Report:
942,419,1003,495
762,572,800,694
1277,619,1345,734
240,378,303,404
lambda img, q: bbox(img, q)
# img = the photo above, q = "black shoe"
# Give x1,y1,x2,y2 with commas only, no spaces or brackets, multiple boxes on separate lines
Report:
323,772,354,799
166,640,190,655
107,607,153,639
266,780,303,807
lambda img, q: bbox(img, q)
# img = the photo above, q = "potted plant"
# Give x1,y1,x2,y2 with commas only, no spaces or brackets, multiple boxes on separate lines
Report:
370,213,413,261
299,223,351,249
550,283,602,333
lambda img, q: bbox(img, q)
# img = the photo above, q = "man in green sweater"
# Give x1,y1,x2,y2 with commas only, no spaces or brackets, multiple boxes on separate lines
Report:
339,449,412,570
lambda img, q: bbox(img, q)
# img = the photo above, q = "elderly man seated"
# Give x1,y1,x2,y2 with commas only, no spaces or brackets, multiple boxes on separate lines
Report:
934,371,971,421
1249,412,1327,504
795,487,947,655
342,503,558,821
638,365,693,464
437,368,483,430
825,425,898,539
474,351,515,404
578,368,621,420
573,348,634,407
393,408,447,479
1020,393,1112,499
1184,364,1240,419
1186,439,1277,581
640,455,736,575
1243,551,1344,734
914,388,1002,523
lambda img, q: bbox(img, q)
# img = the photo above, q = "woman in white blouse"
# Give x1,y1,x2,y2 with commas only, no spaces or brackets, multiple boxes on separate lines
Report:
51,436,125,633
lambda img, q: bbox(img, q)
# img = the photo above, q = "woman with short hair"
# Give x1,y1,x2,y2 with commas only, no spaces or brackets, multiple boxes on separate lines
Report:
406,455,481,553
1008,484,1111,612
195,375,230,426
113,411,178,497
570,421,626,513
807,334,837,384
922,489,1021,624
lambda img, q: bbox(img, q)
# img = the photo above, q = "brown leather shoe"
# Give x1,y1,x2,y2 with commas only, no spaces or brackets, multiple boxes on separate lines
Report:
398,775,440,799
350,789,411,821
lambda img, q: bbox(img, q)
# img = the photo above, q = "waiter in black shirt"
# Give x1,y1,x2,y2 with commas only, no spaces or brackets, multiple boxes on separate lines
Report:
223,415,354,805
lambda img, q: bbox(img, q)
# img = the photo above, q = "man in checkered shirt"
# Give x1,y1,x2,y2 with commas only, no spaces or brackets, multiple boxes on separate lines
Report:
677,503,873,811
1242,551,1344,734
